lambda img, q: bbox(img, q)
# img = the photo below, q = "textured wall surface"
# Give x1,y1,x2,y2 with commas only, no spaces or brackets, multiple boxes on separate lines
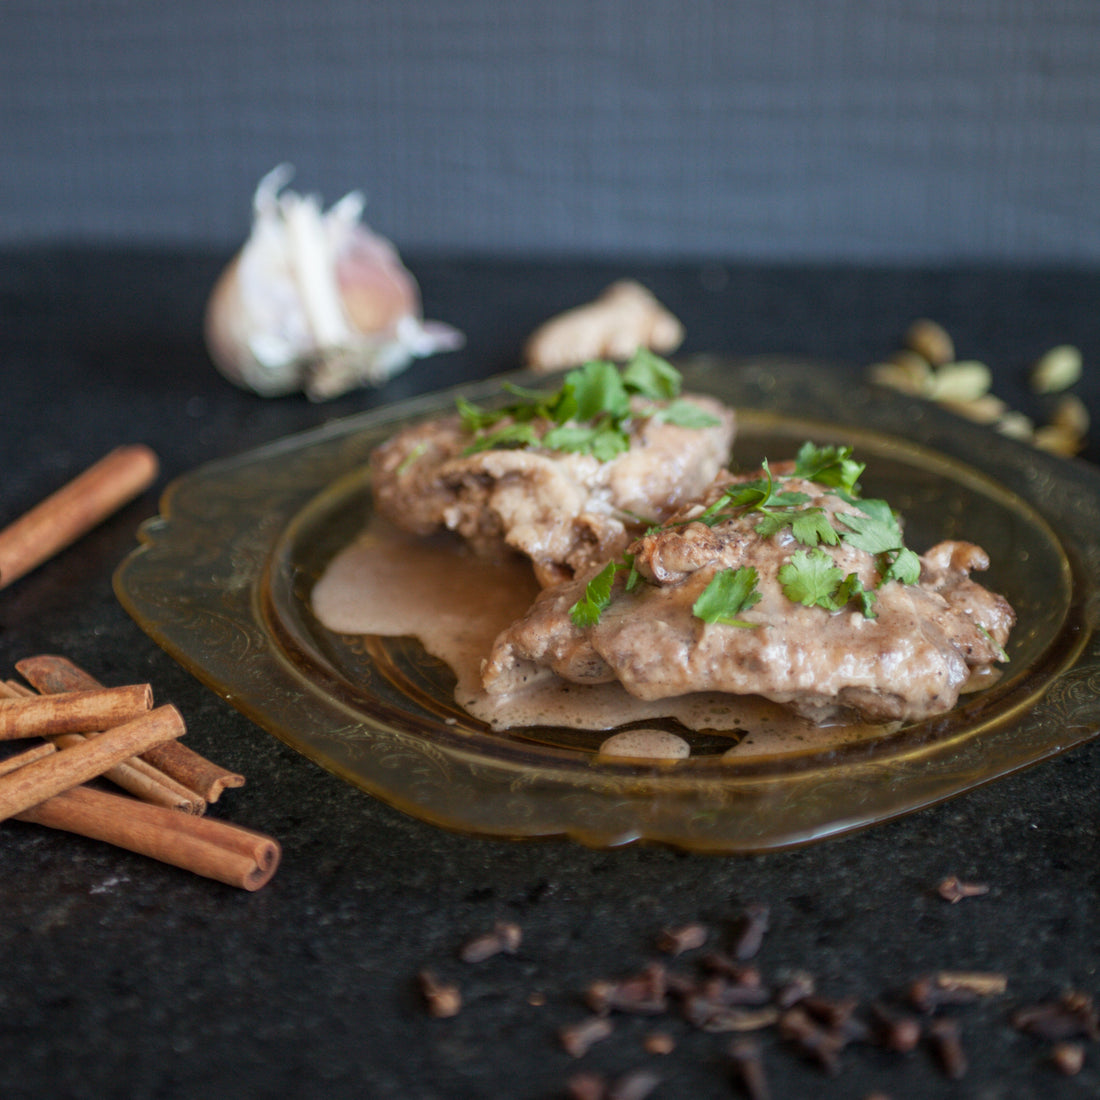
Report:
4,0,1100,261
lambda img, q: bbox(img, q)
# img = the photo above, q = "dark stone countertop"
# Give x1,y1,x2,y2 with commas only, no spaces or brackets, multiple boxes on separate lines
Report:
0,248,1098,1099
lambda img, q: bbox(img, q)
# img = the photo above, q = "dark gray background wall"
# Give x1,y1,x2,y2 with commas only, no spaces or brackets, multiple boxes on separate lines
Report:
4,1,1099,262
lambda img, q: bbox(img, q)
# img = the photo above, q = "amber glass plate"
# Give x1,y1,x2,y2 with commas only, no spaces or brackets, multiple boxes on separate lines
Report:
114,357,1100,851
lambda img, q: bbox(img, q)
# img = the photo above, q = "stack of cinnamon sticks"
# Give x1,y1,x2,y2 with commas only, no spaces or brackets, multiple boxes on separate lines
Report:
0,654,280,891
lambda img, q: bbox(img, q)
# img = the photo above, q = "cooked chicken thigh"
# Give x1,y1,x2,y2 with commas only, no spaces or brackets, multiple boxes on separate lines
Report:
481,464,1015,724
371,393,735,586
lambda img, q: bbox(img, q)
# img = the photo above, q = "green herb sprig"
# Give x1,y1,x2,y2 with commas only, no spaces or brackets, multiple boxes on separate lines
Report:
568,442,924,630
458,350,721,459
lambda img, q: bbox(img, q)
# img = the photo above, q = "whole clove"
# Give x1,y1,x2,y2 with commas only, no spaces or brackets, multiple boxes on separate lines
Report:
802,995,860,1031
1050,1041,1086,1076
934,971,1007,998
700,952,764,985
697,972,772,1007
656,922,708,957
926,1017,968,1079
560,1015,615,1058
566,1072,607,1100
459,920,522,963
586,963,669,1016
778,1006,845,1075
868,1002,922,1053
937,875,990,903
730,1037,771,1100
606,1068,661,1100
643,1030,675,1055
731,902,771,961
690,1003,780,1034
773,970,817,1010
1012,990,1100,1041
418,969,462,1018
907,974,982,1013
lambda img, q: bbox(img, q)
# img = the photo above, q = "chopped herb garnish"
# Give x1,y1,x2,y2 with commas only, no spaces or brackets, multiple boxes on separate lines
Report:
565,441,922,630
834,502,905,555
653,399,724,429
977,623,1010,663
778,549,877,617
462,422,541,453
692,566,762,627
778,549,847,609
457,351,719,458
835,571,879,618
394,440,428,476
879,546,921,586
793,441,865,496
569,561,621,628
755,506,840,547
620,347,683,399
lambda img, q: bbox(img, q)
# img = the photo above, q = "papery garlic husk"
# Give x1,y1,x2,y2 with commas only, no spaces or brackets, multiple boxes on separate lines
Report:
205,165,463,400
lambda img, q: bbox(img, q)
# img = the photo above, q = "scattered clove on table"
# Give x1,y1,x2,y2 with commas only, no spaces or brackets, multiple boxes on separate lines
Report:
926,1017,968,1079
559,1015,614,1057
1050,1041,1086,1076
937,875,990,903
418,970,462,1019
730,901,770,961
1012,990,1100,1042
729,1036,771,1100
655,922,708,957
459,920,522,963
586,962,669,1016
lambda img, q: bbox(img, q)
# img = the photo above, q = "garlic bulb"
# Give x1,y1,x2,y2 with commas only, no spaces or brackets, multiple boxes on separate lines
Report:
205,165,463,400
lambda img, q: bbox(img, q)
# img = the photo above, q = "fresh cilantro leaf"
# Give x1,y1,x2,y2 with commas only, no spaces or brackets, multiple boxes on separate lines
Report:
456,396,502,433
500,381,554,404
539,424,620,458
563,360,631,422
460,354,699,459
569,561,620,628
835,505,906,555
692,566,762,627
794,442,865,495
696,464,777,524
653,399,722,429
463,423,541,452
696,463,813,531
589,426,632,461
752,507,839,547
722,477,773,510
835,572,878,618
778,549,846,609
879,546,921,586
622,551,642,592
778,550,880,616
790,508,842,546
621,348,682,400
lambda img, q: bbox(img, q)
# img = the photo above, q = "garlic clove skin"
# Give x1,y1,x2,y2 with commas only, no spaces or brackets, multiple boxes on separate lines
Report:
204,165,463,400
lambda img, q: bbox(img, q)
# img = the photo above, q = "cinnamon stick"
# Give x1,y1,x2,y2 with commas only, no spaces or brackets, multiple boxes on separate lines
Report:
0,680,204,814
0,445,159,589
0,742,57,776
16,655,245,802
15,785,280,891
0,684,153,740
0,704,185,822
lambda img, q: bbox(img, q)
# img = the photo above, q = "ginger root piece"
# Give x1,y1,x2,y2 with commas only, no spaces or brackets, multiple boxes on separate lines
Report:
524,281,685,374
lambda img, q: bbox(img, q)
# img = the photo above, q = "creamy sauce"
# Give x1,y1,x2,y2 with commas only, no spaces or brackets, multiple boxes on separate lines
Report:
311,517,895,758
